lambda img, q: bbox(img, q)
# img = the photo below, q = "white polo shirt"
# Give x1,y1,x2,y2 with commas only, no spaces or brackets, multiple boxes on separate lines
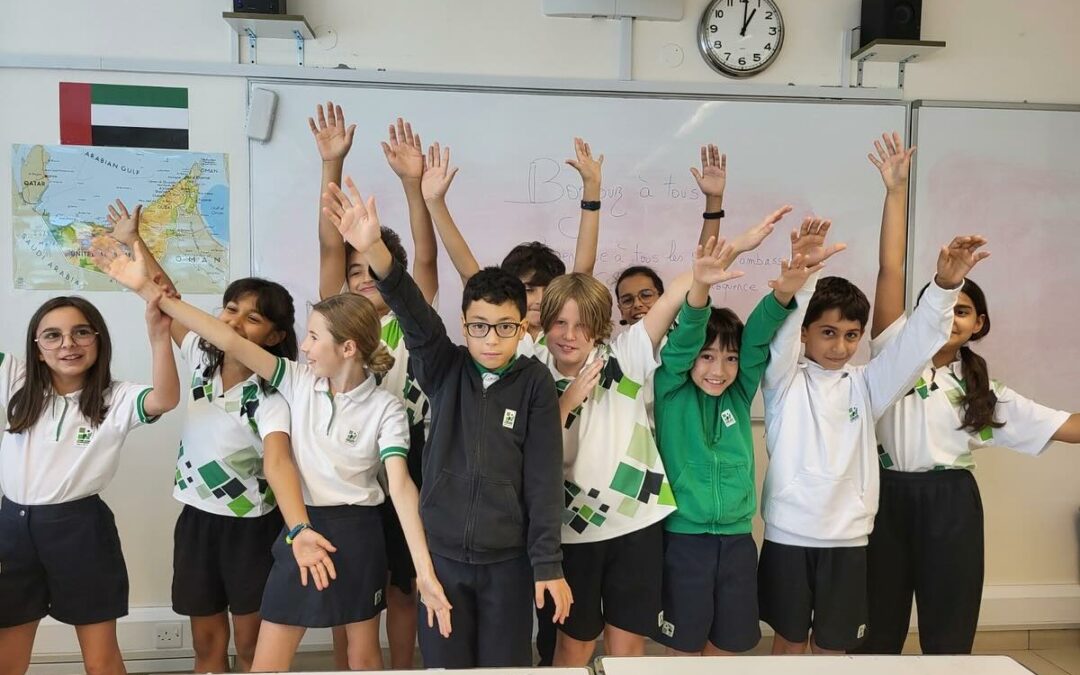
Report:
172,333,292,518
0,351,158,505
872,317,1070,472
268,357,409,507
535,321,675,544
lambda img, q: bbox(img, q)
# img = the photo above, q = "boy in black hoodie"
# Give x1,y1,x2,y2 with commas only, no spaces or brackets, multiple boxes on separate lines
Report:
323,178,572,668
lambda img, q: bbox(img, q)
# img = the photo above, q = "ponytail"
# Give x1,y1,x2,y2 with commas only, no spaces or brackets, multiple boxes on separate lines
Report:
366,343,395,377
957,344,1002,433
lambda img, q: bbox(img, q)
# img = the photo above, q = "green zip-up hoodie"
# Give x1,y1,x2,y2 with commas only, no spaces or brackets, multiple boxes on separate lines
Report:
654,292,793,535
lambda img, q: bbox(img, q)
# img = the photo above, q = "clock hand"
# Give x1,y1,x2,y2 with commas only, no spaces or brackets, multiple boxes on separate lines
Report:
741,7,758,36
740,0,749,36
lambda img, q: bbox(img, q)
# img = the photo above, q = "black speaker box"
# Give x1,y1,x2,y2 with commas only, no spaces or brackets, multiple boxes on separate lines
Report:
233,0,287,14
860,0,922,46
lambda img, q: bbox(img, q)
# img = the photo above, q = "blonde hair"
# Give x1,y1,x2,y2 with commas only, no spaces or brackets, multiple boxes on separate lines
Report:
540,273,613,343
312,294,395,377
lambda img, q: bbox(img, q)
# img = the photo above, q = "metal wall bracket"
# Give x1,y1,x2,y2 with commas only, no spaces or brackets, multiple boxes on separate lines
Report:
245,28,257,65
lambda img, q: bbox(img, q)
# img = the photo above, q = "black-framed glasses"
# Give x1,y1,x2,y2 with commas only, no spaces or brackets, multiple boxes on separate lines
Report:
617,288,659,309
464,321,522,339
35,326,99,351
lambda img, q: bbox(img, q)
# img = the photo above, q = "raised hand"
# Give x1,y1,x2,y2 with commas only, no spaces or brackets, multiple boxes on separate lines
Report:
293,528,338,591
106,199,142,246
565,137,603,188
693,236,744,287
730,205,792,254
420,143,459,202
418,573,454,638
868,131,916,192
789,217,846,268
381,117,424,181
690,144,727,198
308,101,357,162
101,240,151,294
769,252,825,297
935,235,989,289
321,176,383,254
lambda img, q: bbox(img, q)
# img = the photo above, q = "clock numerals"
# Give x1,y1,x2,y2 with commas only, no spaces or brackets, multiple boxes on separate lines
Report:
714,40,722,49
765,11,774,19
701,0,782,76
714,9,724,18
769,26,777,35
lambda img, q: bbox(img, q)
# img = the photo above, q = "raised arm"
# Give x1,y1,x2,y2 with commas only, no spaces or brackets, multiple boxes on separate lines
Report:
104,246,279,383
565,137,603,275
140,295,181,417
107,199,187,346
323,177,459,395
866,236,989,418
762,218,847,391
309,102,357,300
382,118,438,304
421,143,480,283
868,132,916,338
691,144,727,246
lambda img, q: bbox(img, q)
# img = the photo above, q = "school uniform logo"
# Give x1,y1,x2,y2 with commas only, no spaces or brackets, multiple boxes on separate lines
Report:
659,611,675,637
344,430,359,446
374,588,383,606
857,623,867,639
721,409,736,427
848,406,860,422
75,426,94,446
502,409,517,429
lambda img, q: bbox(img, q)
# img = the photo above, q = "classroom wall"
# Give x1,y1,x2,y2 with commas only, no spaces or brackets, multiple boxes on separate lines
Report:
2,0,1078,640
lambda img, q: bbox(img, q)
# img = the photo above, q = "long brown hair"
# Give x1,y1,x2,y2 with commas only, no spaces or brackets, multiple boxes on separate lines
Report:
311,294,394,376
919,278,1001,433
7,297,114,433
540,273,613,343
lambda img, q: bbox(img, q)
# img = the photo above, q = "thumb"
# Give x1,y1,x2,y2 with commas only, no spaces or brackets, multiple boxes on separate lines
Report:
365,195,379,222
317,533,337,553
133,204,142,221
690,167,702,181
447,167,460,183
346,124,357,143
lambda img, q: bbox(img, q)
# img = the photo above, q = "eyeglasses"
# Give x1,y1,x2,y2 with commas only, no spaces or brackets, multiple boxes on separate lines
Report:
464,321,523,339
617,289,659,309
35,326,99,350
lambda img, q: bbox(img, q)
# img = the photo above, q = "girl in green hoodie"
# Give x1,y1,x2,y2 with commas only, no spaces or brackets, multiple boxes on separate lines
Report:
654,217,823,656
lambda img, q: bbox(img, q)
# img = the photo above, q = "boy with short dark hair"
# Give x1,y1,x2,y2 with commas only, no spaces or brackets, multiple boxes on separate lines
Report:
322,178,573,669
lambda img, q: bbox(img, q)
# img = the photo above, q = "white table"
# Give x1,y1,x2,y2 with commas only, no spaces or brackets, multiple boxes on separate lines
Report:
597,655,1031,674
278,665,591,669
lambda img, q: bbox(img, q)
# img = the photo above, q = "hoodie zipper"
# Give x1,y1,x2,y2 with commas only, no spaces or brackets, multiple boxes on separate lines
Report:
461,385,488,561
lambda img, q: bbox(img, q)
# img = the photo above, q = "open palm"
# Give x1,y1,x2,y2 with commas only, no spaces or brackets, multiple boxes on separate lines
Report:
308,101,356,162
690,144,727,197
381,117,424,180
420,143,459,201
694,236,743,286
868,131,915,190
322,177,382,253
790,217,846,268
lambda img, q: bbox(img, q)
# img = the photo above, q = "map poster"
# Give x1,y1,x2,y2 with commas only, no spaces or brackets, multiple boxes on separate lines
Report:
12,144,229,292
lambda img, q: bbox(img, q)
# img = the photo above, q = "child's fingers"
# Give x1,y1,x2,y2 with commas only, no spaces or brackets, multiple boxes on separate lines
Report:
107,204,120,222
868,152,882,168
333,104,344,127
395,117,407,143
699,145,707,169
299,565,309,588
431,142,442,167
315,103,327,128
690,167,702,182
720,151,727,172
442,145,452,167
344,176,364,205
307,117,319,136
380,141,392,158
317,534,338,554
404,121,415,145
388,123,399,145
446,167,459,184
439,608,453,638
596,153,604,166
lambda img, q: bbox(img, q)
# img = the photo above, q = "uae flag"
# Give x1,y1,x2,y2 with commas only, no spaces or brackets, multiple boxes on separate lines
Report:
60,83,189,149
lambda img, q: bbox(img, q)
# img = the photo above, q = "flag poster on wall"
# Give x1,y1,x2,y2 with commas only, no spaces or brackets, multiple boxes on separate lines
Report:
59,83,189,149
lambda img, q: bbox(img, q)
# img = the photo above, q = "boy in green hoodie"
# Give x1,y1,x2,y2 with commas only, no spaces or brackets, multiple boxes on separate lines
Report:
654,216,824,655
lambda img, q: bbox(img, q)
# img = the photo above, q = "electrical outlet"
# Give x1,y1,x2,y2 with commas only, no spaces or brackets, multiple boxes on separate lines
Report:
155,622,183,649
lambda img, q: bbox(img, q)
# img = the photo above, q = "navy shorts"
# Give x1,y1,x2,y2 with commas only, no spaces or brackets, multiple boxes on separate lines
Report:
559,522,664,642
172,504,282,616
758,540,868,651
658,531,761,653
0,495,128,627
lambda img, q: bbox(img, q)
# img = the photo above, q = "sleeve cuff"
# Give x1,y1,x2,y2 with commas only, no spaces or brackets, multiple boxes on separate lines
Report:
761,290,796,319
269,357,287,389
375,259,407,295
923,278,962,309
136,387,160,424
379,446,409,462
680,297,712,322
533,561,564,582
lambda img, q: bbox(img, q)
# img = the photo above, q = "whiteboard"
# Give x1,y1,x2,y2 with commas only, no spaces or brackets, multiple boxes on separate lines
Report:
910,102,1080,413
250,81,906,366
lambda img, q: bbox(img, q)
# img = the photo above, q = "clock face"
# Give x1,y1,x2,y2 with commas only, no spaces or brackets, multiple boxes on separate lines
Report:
699,0,785,77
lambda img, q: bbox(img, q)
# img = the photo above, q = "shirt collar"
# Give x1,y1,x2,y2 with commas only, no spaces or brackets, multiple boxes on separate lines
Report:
313,372,378,402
